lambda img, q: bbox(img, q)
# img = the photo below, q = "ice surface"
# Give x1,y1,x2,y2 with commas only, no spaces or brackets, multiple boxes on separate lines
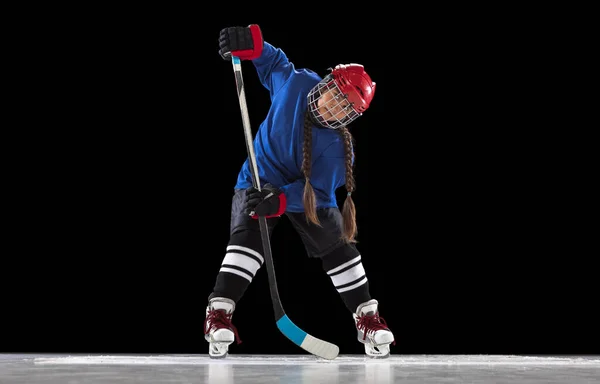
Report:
31,354,600,366
1,354,599,384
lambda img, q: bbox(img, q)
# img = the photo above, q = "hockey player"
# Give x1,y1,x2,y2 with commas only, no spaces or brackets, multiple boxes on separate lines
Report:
204,24,395,358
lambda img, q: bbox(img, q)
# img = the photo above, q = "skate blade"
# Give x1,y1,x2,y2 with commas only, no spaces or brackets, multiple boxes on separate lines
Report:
209,342,231,359
209,352,228,359
365,343,390,358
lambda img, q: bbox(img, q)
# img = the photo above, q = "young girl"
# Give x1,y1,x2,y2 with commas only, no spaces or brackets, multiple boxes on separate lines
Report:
204,24,395,359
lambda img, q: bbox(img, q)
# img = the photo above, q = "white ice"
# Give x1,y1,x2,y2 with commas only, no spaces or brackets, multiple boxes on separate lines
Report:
1,354,599,384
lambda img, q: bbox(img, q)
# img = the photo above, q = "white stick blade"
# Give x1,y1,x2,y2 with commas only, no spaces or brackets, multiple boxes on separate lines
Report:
300,334,339,360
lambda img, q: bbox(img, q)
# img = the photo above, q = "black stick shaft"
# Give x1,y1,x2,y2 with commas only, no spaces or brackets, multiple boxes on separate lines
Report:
231,56,285,321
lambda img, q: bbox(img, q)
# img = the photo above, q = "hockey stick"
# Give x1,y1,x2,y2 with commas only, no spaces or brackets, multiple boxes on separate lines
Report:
230,55,339,360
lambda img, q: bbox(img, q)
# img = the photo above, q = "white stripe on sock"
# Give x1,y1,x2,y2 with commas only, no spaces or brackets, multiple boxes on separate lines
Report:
227,245,264,264
329,262,366,287
219,267,253,282
337,276,368,293
222,252,262,277
327,255,361,275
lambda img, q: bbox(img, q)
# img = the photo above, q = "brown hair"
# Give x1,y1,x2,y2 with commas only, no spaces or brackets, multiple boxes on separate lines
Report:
302,112,357,243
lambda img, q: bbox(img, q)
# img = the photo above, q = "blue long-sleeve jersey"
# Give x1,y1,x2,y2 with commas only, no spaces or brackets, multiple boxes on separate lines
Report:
234,42,351,212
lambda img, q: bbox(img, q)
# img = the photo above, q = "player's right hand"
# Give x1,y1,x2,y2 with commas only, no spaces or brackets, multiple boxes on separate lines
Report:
218,24,263,61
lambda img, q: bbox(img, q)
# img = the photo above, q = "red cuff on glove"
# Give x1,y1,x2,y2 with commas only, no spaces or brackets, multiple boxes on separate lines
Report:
231,24,263,60
251,192,287,219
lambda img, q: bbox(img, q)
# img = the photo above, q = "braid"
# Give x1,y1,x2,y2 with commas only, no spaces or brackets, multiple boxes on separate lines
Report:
340,127,357,243
302,111,320,226
301,112,358,241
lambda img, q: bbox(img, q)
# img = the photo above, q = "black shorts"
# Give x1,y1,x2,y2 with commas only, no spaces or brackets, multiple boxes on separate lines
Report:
230,188,347,258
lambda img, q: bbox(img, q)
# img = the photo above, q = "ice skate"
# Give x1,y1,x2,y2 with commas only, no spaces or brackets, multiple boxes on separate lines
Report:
204,297,241,359
353,299,395,358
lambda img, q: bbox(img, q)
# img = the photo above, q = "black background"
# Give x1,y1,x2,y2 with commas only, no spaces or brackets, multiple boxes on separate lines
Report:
3,11,596,356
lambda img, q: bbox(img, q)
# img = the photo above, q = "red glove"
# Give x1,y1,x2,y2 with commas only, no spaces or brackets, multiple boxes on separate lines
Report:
245,184,286,219
218,24,263,60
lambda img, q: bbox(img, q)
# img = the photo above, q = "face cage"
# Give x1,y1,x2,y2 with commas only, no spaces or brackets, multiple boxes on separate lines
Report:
307,78,361,129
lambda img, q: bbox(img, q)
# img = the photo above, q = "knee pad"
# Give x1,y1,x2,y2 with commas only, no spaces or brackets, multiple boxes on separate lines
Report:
221,231,265,283
229,230,263,254
321,244,361,274
321,244,369,296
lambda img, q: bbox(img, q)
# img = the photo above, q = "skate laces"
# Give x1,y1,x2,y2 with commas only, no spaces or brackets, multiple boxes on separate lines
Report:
204,309,242,344
356,313,396,346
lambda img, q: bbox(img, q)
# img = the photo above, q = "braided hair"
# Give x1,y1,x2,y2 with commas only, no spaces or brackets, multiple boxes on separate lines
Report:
302,111,357,243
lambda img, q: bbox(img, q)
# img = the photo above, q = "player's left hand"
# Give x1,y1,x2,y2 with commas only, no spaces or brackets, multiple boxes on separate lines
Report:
244,184,286,218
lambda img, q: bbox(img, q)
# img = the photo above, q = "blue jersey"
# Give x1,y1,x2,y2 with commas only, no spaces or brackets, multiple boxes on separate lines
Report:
234,42,350,212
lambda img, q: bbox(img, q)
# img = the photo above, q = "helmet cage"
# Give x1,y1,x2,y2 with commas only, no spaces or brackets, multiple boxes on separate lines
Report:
307,75,361,130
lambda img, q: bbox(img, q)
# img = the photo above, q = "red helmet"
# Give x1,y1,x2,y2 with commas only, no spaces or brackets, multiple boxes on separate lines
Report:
331,64,376,113
307,64,376,129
